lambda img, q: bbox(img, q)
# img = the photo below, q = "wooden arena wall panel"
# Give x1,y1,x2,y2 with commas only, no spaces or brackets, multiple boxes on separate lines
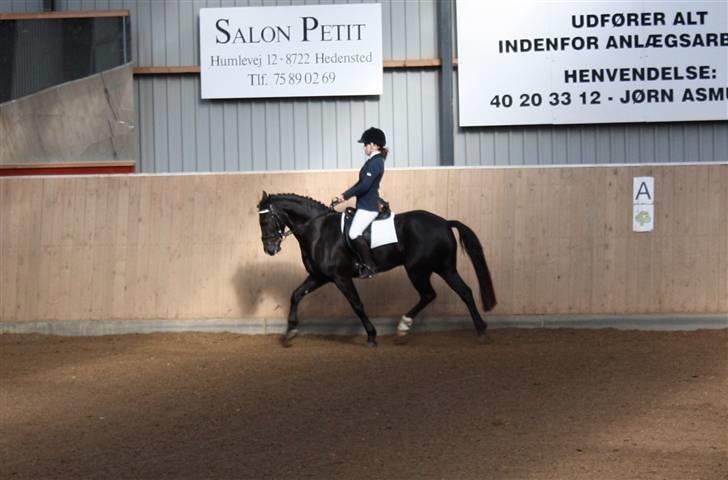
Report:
1,165,727,324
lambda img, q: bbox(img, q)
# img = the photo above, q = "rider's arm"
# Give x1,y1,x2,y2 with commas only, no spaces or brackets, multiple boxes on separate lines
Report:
342,157,383,200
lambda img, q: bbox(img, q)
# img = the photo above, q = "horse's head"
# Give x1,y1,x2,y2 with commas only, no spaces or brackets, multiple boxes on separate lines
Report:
257,192,333,255
257,191,285,256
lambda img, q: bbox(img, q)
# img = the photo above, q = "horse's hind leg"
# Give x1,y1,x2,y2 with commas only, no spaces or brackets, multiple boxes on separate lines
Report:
399,269,436,336
334,277,377,347
438,269,487,336
284,275,326,345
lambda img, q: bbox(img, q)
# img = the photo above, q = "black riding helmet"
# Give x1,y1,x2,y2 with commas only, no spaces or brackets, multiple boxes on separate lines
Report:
357,127,386,148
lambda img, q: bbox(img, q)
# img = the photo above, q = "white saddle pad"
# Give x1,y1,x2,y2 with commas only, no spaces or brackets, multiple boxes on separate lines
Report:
340,213,399,249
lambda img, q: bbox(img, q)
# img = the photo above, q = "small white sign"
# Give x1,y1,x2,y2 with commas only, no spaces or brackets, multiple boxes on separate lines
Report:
633,176,655,204
199,4,383,99
633,176,655,232
633,204,654,232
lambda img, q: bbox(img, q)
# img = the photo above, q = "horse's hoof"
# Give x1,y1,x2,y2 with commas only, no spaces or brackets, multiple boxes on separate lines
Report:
286,328,299,339
367,339,378,348
397,315,413,336
476,323,488,336
281,328,299,347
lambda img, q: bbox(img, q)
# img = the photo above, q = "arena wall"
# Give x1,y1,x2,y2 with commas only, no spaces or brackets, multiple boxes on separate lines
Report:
1,165,726,330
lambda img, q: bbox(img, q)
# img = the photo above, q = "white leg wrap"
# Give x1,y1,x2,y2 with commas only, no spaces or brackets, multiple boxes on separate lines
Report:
397,315,413,335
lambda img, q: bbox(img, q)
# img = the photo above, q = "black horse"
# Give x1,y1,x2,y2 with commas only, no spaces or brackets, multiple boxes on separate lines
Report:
257,192,496,347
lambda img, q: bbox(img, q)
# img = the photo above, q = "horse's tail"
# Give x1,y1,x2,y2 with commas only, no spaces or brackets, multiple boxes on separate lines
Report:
448,221,497,312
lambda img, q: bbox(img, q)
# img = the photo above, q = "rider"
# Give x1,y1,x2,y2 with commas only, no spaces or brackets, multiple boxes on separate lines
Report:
333,127,388,279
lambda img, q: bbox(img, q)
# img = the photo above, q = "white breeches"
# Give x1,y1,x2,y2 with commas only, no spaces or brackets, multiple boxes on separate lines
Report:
348,209,379,239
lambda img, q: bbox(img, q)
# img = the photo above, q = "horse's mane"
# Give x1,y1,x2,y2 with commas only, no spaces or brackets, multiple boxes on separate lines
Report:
259,193,334,213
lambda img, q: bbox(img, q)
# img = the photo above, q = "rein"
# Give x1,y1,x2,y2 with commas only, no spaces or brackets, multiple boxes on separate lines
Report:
259,198,340,243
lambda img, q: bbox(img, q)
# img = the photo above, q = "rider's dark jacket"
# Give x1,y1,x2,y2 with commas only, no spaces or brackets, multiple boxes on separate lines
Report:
342,153,385,211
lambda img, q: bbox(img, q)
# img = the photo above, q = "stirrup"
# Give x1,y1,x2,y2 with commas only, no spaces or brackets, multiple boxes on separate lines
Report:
356,263,375,279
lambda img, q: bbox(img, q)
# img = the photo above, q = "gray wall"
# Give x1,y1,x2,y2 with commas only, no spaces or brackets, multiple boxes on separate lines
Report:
132,72,439,172
0,0,43,12
4,0,728,171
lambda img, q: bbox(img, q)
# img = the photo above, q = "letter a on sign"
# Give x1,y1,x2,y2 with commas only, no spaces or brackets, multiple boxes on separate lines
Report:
633,176,654,232
633,177,654,205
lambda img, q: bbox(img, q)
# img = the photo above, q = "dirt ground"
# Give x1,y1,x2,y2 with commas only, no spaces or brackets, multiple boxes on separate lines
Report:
1,328,726,480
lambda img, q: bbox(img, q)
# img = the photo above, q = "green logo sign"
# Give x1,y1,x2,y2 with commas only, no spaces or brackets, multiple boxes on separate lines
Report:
634,210,651,226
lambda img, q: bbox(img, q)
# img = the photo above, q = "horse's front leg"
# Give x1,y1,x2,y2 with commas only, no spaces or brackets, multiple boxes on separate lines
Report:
283,275,327,346
334,276,377,347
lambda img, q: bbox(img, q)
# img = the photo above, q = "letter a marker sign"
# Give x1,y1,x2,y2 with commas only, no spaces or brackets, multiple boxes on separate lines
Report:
633,176,654,232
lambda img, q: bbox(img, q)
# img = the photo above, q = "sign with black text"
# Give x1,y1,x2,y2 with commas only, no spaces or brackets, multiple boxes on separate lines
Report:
633,177,655,232
456,1,728,126
200,4,382,99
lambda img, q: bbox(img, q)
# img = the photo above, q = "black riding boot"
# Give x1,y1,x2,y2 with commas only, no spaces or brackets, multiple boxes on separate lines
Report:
351,237,376,279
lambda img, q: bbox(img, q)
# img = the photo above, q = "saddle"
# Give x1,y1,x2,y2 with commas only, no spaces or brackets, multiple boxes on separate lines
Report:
342,198,391,252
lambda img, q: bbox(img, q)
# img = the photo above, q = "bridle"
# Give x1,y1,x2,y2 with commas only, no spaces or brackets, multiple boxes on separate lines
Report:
258,205,293,243
259,199,340,245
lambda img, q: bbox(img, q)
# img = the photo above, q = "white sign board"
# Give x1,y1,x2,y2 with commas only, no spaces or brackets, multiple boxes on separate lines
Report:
633,176,655,204
633,176,655,232
456,1,728,126
200,4,383,99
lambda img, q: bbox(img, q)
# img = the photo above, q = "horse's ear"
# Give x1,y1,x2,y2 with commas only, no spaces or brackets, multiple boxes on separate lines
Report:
261,191,268,200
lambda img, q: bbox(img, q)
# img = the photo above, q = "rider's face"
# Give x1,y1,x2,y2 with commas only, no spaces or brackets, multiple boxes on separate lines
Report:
363,143,379,156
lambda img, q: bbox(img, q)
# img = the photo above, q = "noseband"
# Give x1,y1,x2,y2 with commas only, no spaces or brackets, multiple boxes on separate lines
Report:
258,206,293,242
